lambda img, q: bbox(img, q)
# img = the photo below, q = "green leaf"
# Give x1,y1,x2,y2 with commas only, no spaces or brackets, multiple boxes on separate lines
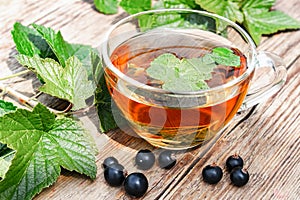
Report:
138,10,214,32
211,47,241,66
70,44,99,81
17,55,95,110
94,0,118,14
0,101,17,178
0,100,17,117
160,0,198,9
0,157,11,179
92,53,118,132
11,22,56,59
0,145,14,179
12,23,96,78
242,0,275,12
138,11,184,31
136,1,214,31
242,2,300,44
195,0,244,30
120,0,151,14
32,24,79,67
146,53,216,92
94,86,118,133
12,22,107,132
0,104,97,200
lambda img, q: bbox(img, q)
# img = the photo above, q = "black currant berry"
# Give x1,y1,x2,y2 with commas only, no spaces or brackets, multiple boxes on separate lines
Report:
104,163,126,187
226,154,244,172
158,150,176,169
135,149,155,170
230,167,249,187
202,164,223,184
102,156,119,169
124,172,148,198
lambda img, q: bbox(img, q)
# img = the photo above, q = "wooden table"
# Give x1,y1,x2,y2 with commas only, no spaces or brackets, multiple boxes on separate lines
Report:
0,0,299,199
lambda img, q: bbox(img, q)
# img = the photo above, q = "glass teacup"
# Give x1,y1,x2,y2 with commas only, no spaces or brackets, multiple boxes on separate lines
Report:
99,9,286,150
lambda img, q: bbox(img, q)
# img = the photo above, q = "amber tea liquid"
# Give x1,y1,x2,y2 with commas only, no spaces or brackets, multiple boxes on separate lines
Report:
105,29,251,149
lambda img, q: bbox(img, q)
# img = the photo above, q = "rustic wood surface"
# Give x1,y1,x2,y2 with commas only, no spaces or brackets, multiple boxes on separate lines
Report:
0,0,299,199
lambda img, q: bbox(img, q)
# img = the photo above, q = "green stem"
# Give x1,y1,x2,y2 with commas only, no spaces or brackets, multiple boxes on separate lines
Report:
0,70,31,81
0,82,38,108
0,82,68,114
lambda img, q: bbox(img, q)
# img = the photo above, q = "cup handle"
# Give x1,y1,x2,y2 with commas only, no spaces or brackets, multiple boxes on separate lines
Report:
239,51,287,111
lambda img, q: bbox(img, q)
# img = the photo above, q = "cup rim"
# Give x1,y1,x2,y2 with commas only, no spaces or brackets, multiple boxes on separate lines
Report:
101,8,257,95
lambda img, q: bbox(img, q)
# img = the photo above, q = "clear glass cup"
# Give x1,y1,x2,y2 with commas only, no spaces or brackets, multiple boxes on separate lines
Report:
99,9,287,150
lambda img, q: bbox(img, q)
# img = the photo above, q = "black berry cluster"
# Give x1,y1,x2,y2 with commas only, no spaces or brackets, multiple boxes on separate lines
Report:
102,156,148,198
103,150,249,197
135,149,177,170
102,149,176,198
226,154,249,187
202,154,249,187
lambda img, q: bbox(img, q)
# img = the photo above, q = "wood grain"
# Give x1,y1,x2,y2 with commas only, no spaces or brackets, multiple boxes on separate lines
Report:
0,0,299,199
161,57,300,200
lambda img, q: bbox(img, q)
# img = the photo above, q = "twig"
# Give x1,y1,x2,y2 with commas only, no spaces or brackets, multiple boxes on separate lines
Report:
0,82,68,114
0,82,38,108
0,70,31,81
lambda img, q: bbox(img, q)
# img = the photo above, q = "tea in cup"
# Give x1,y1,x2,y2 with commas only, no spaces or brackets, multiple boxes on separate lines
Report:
100,9,286,149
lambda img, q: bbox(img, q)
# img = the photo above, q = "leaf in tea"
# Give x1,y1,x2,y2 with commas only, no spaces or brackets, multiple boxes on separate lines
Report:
146,47,241,92
211,47,241,66
146,53,216,92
